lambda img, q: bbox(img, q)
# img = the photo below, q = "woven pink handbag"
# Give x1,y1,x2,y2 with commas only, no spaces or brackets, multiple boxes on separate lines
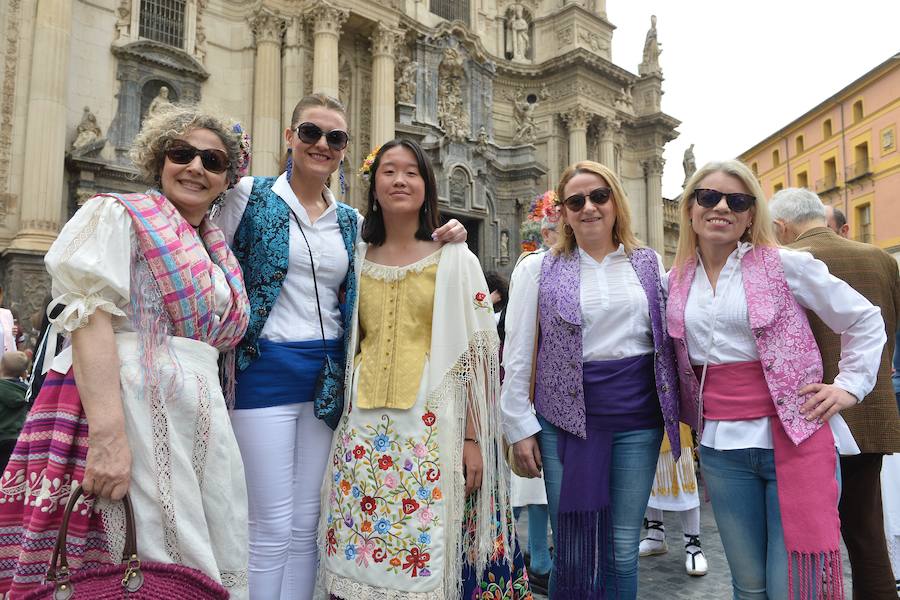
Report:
22,486,230,600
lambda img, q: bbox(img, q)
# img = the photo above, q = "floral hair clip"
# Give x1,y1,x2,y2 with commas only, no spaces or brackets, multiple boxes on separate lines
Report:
232,122,252,183
358,145,381,183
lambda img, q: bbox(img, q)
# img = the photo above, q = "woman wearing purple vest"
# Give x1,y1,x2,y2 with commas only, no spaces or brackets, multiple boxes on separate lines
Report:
502,160,681,599
667,159,885,599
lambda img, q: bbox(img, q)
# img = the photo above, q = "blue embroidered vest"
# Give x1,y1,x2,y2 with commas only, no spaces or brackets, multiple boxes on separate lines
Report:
231,176,358,371
534,247,682,458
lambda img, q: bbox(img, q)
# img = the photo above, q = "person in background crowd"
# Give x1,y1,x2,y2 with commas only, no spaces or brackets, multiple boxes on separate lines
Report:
503,160,681,599
0,286,16,356
0,351,29,469
770,187,900,600
488,269,552,595
319,139,527,600
0,104,252,598
540,215,559,250
639,422,708,577
668,161,884,599
215,94,464,600
825,205,850,239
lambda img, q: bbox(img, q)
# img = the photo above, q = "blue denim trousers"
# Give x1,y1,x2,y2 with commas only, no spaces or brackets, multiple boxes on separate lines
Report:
699,445,842,600
537,414,662,599
513,504,553,576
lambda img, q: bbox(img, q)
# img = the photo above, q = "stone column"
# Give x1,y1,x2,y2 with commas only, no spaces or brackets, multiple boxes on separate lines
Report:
370,25,403,146
306,1,348,99
644,156,665,252
563,106,591,164
250,10,287,176
599,117,619,168
9,0,73,251
282,17,307,127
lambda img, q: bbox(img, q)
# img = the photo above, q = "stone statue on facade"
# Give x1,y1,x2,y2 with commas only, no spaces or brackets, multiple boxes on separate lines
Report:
506,4,530,62
615,82,634,112
638,15,662,76
147,86,173,118
437,46,469,142
476,126,490,154
71,106,106,155
683,143,696,184
395,55,417,104
513,93,537,144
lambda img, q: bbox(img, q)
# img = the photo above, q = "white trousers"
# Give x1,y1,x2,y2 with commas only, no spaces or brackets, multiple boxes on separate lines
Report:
231,402,333,600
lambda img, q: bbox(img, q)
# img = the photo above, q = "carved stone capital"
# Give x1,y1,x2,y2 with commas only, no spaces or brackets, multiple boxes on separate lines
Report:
562,106,591,131
371,24,403,58
643,156,665,176
304,0,348,37
600,116,621,137
250,11,287,45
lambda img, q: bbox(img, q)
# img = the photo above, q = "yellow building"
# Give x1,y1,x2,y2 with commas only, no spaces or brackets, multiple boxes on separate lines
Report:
739,53,900,260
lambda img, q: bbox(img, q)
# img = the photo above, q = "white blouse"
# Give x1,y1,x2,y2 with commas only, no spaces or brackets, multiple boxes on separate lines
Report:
44,195,231,373
500,245,661,444
667,243,885,454
216,174,360,343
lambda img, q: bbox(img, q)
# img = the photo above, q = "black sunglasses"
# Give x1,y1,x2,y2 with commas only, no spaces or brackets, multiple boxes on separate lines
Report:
165,140,229,174
563,187,612,211
295,122,349,151
693,188,756,213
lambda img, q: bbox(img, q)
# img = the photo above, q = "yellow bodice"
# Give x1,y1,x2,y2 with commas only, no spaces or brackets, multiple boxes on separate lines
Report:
354,250,440,410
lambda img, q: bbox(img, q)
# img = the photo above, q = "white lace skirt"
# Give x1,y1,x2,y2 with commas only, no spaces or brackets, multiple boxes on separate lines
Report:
103,333,249,599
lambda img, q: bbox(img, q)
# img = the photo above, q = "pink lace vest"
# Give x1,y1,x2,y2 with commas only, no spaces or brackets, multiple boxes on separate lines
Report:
667,246,824,445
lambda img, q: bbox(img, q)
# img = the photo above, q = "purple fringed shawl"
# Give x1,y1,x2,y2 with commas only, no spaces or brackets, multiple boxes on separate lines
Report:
555,355,662,599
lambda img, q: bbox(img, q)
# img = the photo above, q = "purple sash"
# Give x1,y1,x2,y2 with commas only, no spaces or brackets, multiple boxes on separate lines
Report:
556,353,662,599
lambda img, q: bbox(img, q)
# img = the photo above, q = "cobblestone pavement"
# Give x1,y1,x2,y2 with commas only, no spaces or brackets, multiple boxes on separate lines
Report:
519,482,853,599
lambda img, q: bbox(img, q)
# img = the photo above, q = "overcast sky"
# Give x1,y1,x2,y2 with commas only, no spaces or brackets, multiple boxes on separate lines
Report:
603,0,900,198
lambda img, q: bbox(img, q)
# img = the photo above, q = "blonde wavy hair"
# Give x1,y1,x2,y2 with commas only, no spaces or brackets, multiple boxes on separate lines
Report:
129,104,243,187
553,161,642,255
673,159,777,268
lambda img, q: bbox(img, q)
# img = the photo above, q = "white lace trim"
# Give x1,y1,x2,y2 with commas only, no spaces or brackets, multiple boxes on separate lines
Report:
361,248,442,281
98,498,127,561
220,569,249,589
48,293,127,333
191,375,212,489
324,571,445,600
148,385,182,564
59,203,103,263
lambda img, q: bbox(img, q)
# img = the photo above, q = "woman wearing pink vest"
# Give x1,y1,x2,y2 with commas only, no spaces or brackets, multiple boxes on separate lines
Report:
666,160,885,600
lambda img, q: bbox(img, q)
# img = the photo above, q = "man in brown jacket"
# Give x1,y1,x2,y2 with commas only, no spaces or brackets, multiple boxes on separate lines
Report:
771,188,900,599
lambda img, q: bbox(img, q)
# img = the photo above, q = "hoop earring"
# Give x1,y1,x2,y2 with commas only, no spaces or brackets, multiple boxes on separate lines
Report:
285,148,293,180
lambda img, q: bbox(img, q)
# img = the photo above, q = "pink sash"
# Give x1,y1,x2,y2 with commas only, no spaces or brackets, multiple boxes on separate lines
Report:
700,361,844,599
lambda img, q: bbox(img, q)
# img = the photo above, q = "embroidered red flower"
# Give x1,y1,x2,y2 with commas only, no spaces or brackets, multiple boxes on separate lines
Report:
475,292,486,302
378,455,393,470
373,548,387,563
352,445,366,459
422,411,436,426
426,468,440,482
402,498,420,515
403,547,431,577
361,495,377,515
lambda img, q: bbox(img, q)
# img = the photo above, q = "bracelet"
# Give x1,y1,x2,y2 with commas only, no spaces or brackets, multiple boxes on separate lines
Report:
464,437,479,445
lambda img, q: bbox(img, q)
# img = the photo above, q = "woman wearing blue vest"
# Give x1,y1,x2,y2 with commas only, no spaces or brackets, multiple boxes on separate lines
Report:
215,94,464,600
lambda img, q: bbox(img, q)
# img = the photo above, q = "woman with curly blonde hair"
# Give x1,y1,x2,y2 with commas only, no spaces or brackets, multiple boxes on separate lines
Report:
0,105,253,598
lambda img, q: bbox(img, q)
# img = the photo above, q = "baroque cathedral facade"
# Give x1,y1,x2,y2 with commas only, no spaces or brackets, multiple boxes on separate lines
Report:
0,0,678,331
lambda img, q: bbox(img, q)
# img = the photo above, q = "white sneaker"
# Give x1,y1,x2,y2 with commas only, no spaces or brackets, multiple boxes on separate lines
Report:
639,536,668,557
684,535,708,576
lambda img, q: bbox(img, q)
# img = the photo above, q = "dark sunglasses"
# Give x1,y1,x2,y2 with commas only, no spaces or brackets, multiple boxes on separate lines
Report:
563,187,612,211
693,188,756,213
295,122,349,151
164,140,229,174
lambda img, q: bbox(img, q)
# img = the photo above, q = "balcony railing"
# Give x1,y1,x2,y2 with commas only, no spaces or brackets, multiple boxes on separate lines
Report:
845,158,871,182
815,174,838,194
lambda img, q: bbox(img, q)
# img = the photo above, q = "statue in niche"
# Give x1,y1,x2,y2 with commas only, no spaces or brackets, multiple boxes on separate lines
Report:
683,143,697,184
513,92,537,144
476,126,490,154
71,106,106,155
449,168,468,208
506,4,530,62
395,55,417,104
499,230,510,263
437,46,469,142
639,15,662,76
147,86,173,118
